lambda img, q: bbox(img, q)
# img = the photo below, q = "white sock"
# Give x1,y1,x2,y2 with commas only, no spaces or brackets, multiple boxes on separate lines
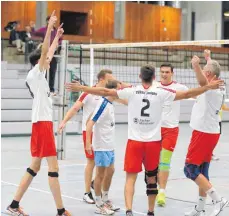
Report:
102,191,109,202
196,196,206,211
206,187,221,202
95,195,103,206
159,189,165,194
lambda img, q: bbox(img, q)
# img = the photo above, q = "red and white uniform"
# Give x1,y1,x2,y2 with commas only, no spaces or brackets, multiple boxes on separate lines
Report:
186,89,225,165
26,64,56,157
158,81,188,152
117,85,176,172
78,92,101,159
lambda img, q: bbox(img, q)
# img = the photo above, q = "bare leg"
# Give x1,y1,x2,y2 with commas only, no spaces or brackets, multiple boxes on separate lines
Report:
14,157,42,201
102,164,114,192
46,156,64,209
125,172,138,211
84,158,95,193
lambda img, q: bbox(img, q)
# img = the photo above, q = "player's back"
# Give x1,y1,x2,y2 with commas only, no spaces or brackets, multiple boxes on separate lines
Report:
190,88,225,133
119,85,176,142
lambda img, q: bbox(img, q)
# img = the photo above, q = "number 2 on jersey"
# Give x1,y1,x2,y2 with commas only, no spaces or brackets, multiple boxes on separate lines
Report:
141,99,150,117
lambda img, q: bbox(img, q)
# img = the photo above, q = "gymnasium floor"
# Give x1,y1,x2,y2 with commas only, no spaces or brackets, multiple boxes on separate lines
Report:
1,123,229,216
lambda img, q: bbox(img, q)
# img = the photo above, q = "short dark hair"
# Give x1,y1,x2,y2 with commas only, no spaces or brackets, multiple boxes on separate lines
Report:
105,80,119,89
29,47,42,66
97,69,112,81
140,64,155,83
46,16,50,22
160,63,174,72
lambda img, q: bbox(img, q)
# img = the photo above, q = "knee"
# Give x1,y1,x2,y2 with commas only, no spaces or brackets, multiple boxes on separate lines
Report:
145,168,158,196
49,165,59,174
48,165,59,178
30,164,41,173
184,163,200,181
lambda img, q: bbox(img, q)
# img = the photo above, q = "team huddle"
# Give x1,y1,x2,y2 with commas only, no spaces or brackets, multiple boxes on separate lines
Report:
6,11,229,216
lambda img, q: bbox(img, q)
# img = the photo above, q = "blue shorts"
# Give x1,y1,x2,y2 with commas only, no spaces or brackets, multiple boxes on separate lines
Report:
94,151,115,167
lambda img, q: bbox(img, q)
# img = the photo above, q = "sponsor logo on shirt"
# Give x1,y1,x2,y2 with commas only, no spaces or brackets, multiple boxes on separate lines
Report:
136,90,157,96
133,118,154,125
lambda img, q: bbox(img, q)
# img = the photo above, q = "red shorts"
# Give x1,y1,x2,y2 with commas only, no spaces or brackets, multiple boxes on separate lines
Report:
83,131,94,159
124,139,161,173
31,121,56,158
161,127,179,152
186,130,220,165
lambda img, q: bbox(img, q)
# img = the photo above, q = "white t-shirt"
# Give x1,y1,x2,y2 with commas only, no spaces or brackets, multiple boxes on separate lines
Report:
78,92,101,131
91,97,115,151
117,85,176,142
190,88,225,134
158,81,188,128
25,64,52,123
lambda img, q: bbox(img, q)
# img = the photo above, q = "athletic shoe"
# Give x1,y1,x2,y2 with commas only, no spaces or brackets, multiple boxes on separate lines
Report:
56,210,71,216
184,205,205,216
157,192,166,207
83,192,95,204
6,206,29,216
209,198,229,216
211,154,220,161
95,204,115,215
126,210,134,216
147,211,154,216
104,200,120,211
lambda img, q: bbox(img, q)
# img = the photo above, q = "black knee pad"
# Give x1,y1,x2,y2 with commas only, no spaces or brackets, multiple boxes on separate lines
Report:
48,172,59,178
145,168,158,196
184,163,200,181
27,168,37,177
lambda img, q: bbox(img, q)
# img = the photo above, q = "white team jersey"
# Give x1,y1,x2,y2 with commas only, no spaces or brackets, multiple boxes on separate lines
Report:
25,64,52,123
158,81,188,128
91,97,115,151
190,88,225,134
78,92,101,131
117,85,176,142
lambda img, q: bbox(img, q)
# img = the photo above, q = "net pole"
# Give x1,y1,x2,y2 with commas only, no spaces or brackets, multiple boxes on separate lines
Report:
90,47,94,86
56,40,68,160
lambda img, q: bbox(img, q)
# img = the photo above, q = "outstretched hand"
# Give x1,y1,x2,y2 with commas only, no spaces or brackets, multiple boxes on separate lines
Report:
204,49,211,61
65,80,82,92
56,23,64,38
191,55,200,68
48,10,57,29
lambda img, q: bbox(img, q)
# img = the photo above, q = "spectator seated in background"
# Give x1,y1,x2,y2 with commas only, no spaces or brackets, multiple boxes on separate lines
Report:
8,22,25,54
20,26,35,53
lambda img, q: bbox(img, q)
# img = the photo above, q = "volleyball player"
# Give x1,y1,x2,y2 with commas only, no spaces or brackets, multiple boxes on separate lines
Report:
58,69,115,204
184,55,228,216
156,63,188,207
6,11,71,216
86,80,121,215
65,64,222,216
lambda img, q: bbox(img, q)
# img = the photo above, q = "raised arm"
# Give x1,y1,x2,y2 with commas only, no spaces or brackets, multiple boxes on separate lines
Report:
58,100,83,134
174,77,223,101
65,81,118,97
191,55,208,86
39,10,57,71
47,23,64,62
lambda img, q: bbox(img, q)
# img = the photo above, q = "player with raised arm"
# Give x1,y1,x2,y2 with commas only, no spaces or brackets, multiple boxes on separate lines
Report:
86,80,121,215
184,53,228,216
156,63,189,207
6,11,71,216
65,64,222,216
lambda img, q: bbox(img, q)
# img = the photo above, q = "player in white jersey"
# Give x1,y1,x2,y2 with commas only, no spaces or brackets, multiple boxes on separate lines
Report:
58,69,114,204
184,53,228,216
86,80,121,215
6,11,71,216
65,64,222,216
156,63,189,207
